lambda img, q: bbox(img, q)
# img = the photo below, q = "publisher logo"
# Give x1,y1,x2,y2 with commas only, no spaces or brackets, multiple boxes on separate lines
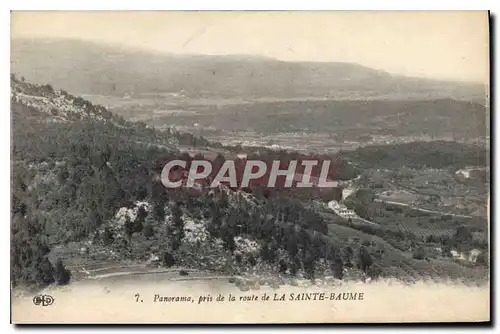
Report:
33,294,54,307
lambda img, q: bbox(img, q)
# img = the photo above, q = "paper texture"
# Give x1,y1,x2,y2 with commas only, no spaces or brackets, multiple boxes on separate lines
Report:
10,11,490,324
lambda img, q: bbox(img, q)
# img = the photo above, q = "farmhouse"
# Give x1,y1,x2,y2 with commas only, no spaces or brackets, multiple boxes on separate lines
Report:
328,200,356,219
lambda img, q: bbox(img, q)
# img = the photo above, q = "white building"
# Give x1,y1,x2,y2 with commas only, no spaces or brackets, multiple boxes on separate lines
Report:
455,169,471,178
468,249,482,263
237,153,248,160
328,200,356,219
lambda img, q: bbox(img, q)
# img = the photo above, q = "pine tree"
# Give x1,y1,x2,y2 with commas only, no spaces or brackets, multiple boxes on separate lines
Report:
11,217,56,286
102,227,114,245
358,246,373,273
124,216,136,241
343,246,354,267
207,201,222,238
54,258,71,285
143,214,155,239
170,202,184,251
136,206,148,224
330,251,344,279
161,251,176,267
303,250,316,280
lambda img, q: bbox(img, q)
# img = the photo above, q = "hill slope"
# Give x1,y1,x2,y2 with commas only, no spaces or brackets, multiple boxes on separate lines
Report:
10,76,489,291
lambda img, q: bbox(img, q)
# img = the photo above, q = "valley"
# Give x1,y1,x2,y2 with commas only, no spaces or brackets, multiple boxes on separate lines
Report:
82,93,489,154
9,41,490,294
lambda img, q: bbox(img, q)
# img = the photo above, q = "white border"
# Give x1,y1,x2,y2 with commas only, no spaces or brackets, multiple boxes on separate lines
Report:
4,1,496,10
2,1,497,333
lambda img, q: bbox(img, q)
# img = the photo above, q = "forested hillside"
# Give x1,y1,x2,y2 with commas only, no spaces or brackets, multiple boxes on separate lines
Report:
10,76,348,286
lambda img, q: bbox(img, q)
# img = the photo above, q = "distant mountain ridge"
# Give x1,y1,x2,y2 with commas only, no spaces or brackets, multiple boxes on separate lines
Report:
11,38,486,102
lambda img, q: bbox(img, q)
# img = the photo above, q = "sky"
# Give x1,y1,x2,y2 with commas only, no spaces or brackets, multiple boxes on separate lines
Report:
11,11,490,84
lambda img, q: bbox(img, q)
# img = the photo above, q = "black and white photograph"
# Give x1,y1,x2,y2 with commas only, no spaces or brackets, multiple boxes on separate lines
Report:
9,10,490,323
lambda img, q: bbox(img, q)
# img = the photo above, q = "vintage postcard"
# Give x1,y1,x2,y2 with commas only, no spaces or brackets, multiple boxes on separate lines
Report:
10,11,490,324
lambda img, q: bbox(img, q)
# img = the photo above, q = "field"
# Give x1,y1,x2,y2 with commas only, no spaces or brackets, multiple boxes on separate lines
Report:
82,93,489,154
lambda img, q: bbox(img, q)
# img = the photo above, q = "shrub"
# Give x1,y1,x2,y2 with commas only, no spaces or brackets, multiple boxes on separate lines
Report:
54,258,71,285
102,227,114,245
142,224,154,239
476,252,489,267
161,251,176,268
368,263,382,280
34,257,56,286
279,259,287,273
412,246,426,260
43,84,54,94
358,246,373,273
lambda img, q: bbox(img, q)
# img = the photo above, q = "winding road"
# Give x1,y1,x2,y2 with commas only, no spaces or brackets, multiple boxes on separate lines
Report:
374,199,473,219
